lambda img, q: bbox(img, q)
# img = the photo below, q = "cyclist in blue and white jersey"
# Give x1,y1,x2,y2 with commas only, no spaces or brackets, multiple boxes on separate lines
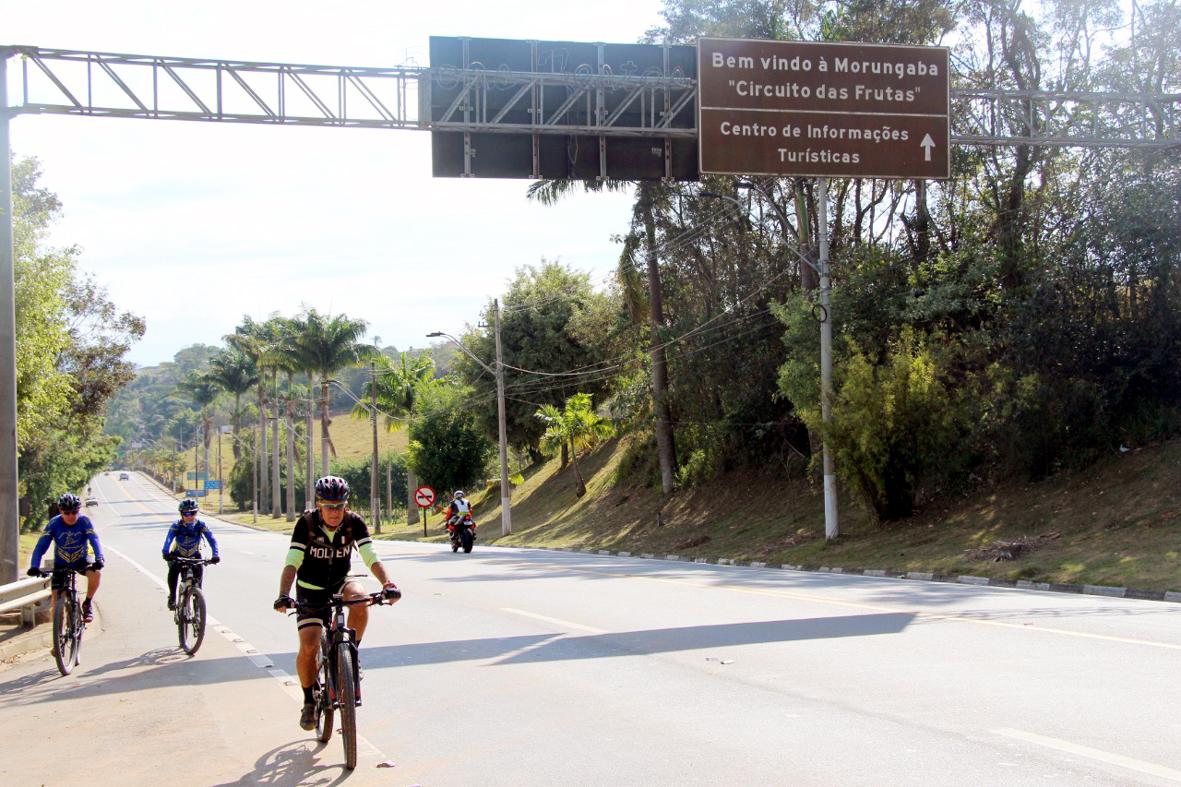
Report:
162,498,220,610
272,475,400,730
27,493,105,623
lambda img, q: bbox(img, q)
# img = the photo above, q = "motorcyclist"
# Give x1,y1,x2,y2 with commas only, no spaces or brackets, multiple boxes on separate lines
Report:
443,490,474,538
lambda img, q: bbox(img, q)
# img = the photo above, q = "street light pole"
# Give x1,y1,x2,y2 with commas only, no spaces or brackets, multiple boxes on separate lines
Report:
427,316,512,536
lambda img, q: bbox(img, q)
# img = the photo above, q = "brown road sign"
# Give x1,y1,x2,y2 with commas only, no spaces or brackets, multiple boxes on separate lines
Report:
698,38,950,179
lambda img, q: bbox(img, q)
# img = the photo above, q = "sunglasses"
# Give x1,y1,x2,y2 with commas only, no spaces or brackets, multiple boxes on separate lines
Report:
182,511,198,517
61,509,81,515
318,501,347,511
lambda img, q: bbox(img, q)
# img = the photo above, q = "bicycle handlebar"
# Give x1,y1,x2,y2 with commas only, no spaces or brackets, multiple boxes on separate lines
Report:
168,557,216,565
284,588,401,615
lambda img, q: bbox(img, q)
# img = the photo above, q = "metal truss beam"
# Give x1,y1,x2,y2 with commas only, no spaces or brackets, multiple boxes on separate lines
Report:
3,45,1178,149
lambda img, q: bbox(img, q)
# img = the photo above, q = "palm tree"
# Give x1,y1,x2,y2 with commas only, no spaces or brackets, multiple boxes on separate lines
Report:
351,350,437,522
536,392,615,498
181,371,221,487
207,349,258,461
291,309,373,476
226,315,284,514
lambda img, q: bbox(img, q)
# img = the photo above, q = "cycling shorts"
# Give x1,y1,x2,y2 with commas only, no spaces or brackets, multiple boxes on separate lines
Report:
50,565,90,591
295,580,348,631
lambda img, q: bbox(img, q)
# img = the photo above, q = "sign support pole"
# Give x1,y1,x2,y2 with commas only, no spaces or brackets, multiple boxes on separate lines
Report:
0,52,20,583
817,177,839,540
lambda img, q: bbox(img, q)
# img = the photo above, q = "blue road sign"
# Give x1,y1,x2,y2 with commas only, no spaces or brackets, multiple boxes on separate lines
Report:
205,479,221,490
184,489,208,497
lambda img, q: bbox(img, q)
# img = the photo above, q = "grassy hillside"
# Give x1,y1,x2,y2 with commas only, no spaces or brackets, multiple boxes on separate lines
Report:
379,434,1181,592
196,408,1181,592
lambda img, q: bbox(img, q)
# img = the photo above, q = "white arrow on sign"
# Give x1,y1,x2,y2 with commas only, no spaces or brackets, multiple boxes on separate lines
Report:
920,133,935,162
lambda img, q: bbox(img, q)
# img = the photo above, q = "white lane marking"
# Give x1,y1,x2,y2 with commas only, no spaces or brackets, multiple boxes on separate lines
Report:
548,562,1181,652
995,728,1181,783
106,542,390,763
501,607,608,635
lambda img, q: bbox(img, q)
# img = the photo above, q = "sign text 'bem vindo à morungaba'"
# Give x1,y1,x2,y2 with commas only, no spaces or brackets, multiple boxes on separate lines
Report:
697,38,950,179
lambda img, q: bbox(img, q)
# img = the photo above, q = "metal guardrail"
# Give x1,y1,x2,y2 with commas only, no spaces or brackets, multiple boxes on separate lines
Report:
0,574,51,626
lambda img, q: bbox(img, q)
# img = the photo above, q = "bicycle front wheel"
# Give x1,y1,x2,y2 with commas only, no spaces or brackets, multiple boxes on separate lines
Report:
316,633,335,743
179,588,207,655
336,646,358,769
53,594,77,676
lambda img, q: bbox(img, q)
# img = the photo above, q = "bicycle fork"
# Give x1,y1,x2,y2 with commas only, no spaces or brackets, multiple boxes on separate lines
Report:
329,629,363,707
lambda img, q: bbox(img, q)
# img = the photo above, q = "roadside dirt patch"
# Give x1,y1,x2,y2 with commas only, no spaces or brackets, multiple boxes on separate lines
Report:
965,531,1061,562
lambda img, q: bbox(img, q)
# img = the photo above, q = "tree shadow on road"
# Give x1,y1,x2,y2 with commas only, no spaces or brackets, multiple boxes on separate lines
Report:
212,741,355,786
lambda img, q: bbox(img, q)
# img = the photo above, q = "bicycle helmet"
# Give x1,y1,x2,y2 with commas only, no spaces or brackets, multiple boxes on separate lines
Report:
58,493,82,513
179,498,200,514
315,475,350,501
453,490,465,500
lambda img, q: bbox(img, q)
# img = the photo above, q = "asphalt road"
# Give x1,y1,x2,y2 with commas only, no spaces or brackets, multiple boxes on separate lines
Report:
2,471,1179,786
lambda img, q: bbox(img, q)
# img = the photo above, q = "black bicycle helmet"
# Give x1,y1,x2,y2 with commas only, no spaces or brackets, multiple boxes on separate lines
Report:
179,498,200,514
315,475,350,501
58,493,82,513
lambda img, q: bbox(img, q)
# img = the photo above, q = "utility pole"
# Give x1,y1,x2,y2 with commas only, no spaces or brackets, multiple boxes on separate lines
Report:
386,461,393,530
0,53,19,583
217,425,223,515
493,300,512,535
370,357,381,533
252,424,259,524
817,178,839,540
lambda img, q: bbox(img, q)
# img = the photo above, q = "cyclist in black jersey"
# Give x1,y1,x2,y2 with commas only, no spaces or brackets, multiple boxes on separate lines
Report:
273,475,400,730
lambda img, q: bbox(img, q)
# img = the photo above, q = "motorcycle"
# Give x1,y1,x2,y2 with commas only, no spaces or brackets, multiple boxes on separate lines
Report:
447,513,476,553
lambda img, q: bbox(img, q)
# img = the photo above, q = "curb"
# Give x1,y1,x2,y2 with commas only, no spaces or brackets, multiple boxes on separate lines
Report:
523,545,1180,604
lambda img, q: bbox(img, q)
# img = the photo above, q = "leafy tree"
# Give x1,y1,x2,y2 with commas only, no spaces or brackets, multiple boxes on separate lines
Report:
407,384,495,496
455,261,613,460
536,393,615,497
13,157,141,524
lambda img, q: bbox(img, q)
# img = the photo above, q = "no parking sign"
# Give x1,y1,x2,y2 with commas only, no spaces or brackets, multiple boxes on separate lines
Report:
414,485,436,536
414,486,436,508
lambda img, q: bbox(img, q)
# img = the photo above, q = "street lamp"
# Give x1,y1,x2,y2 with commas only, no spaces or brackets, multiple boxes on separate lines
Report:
701,182,840,541
428,298,512,536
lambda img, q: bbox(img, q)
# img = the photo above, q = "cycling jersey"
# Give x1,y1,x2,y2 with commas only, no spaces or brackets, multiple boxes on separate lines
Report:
285,509,378,591
30,515,104,571
163,518,219,558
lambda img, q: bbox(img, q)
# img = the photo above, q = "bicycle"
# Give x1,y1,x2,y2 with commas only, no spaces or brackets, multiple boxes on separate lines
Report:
289,586,401,770
170,556,214,655
34,566,90,676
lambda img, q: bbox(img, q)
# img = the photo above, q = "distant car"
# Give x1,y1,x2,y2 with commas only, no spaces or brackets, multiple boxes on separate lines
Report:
118,472,130,480
85,497,98,507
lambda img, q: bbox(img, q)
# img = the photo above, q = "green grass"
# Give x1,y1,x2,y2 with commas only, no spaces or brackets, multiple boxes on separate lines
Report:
172,414,1181,592
379,434,1181,592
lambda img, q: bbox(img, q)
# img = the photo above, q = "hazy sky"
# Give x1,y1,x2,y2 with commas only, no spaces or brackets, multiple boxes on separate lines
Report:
4,0,668,366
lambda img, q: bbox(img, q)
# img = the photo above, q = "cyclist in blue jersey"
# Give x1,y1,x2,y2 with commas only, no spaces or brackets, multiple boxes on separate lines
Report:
162,498,221,610
273,475,400,730
27,493,105,623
